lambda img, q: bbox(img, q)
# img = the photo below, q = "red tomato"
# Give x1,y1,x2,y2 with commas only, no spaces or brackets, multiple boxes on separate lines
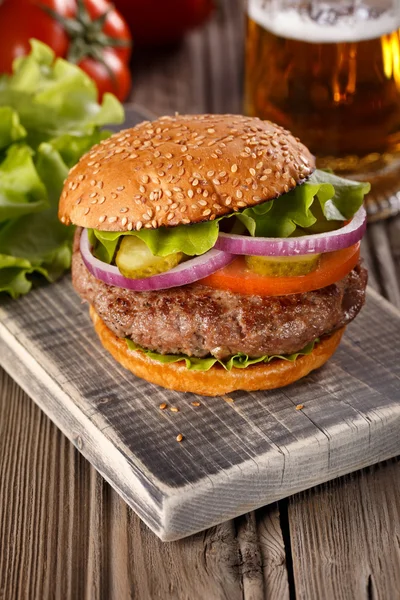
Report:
78,0,132,63
0,0,74,73
200,244,361,296
113,0,214,46
78,50,132,102
0,0,132,100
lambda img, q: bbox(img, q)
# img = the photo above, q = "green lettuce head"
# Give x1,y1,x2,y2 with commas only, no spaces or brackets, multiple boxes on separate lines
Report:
0,40,124,299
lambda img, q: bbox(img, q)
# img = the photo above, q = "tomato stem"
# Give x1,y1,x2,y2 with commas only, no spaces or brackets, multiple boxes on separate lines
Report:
39,1,131,66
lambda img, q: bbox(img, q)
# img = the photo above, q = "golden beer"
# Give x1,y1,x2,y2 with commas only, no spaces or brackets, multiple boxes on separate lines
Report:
245,1,400,176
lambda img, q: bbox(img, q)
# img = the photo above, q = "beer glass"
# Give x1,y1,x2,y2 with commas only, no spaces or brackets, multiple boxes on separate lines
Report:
245,0,400,184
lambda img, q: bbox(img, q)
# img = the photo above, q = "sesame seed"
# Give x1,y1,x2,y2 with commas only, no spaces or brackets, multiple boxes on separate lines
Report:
191,401,201,407
167,213,174,221
140,175,149,184
152,176,160,185
98,196,105,204
225,197,232,205
75,198,82,205
108,216,118,223
121,217,128,226
176,434,184,443
99,215,106,223
296,404,304,410
188,190,194,198
203,209,211,216
170,406,179,413
236,190,243,199
207,128,215,133
136,221,143,230
120,207,128,213
212,178,221,186
90,180,96,186
159,403,167,410
207,170,215,177
116,186,125,192
192,179,199,186
237,201,246,207
198,199,207,206
127,222,133,230
249,168,256,176
139,186,146,194
89,192,97,198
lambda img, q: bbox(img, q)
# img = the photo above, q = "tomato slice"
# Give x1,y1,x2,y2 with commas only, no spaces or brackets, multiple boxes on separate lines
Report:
200,243,360,296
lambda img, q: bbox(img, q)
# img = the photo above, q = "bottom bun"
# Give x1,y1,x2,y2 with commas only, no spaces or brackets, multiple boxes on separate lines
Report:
90,307,345,397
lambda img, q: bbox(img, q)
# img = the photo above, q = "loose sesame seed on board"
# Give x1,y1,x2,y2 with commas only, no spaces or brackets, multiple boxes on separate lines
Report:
61,114,314,231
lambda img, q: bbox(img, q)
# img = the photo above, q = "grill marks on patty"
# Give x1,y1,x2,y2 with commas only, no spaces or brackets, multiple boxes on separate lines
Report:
72,229,367,359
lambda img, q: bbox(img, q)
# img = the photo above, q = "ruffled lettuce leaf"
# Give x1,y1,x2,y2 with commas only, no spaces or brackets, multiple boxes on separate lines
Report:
0,107,26,150
0,40,124,299
126,338,318,372
0,40,124,148
0,145,48,222
90,219,220,261
238,170,370,238
91,169,370,262
0,144,73,298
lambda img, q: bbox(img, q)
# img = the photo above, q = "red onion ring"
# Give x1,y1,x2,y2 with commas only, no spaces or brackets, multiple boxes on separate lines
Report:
80,228,235,291
215,206,367,256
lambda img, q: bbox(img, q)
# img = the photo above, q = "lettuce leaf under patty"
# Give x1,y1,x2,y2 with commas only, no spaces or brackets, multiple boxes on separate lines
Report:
0,40,124,298
126,338,318,372
91,170,370,262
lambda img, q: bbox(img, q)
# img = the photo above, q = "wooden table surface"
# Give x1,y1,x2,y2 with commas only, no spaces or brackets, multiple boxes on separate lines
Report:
1,1,400,598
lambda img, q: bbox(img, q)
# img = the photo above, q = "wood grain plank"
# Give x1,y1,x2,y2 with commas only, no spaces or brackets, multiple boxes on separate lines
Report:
2,282,399,541
367,223,400,308
0,368,245,600
288,458,400,600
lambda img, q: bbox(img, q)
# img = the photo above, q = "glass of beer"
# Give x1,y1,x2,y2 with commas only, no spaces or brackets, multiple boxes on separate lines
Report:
245,0,400,192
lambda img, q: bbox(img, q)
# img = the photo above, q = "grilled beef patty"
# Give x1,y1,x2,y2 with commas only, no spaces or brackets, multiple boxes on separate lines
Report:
72,229,367,359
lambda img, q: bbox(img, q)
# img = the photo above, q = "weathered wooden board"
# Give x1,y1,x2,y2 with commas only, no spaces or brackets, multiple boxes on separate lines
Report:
0,278,399,541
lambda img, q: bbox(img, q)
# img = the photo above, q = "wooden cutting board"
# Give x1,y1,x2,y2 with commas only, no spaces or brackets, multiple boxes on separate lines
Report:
1,280,399,541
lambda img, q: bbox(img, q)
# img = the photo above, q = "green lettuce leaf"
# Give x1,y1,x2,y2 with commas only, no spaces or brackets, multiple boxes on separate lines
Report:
126,338,318,372
0,145,48,223
90,219,220,262
0,144,73,297
0,107,27,150
0,40,124,148
0,40,124,299
239,170,370,238
91,169,370,262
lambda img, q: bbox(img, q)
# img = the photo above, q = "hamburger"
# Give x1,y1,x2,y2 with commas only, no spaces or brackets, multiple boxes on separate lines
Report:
59,114,369,396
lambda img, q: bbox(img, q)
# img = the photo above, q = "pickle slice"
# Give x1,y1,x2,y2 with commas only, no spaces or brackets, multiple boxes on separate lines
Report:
245,253,321,277
116,236,183,279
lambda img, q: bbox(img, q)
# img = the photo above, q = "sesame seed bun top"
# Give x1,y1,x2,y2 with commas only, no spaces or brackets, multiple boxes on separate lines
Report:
59,114,315,232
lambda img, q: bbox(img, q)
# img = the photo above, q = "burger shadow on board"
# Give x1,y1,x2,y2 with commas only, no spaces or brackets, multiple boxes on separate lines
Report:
59,113,369,397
